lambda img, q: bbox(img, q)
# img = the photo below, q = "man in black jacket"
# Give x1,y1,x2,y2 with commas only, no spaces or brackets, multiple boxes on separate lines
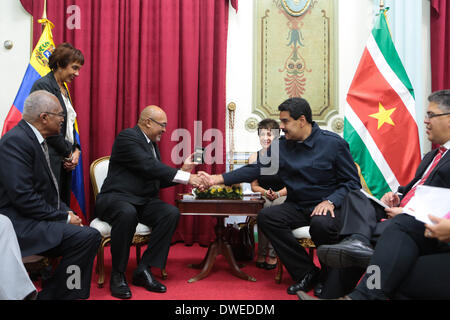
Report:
199,98,362,296
95,105,205,299
0,90,101,300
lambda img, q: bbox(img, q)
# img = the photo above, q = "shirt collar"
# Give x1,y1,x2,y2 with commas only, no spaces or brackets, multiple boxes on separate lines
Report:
442,140,450,150
139,127,152,144
25,121,45,145
297,122,319,148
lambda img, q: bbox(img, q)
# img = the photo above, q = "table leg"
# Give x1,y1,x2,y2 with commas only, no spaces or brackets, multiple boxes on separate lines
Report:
188,241,219,283
187,216,256,282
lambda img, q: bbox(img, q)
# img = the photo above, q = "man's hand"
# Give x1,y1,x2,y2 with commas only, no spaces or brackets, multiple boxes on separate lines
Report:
311,200,335,218
265,189,277,201
63,148,81,172
385,206,403,219
197,171,224,189
188,173,208,189
181,153,197,172
380,191,400,207
425,215,450,243
68,211,83,226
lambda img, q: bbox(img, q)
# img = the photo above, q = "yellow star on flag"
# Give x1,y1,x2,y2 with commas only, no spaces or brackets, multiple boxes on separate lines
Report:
369,103,396,129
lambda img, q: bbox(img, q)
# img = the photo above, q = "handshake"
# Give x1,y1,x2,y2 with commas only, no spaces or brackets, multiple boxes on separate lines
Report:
188,172,223,191
181,153,224,190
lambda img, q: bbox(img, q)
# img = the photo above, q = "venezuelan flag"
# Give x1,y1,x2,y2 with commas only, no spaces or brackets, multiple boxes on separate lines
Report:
70,119,87,225
2,19,87,223
2,19,55,135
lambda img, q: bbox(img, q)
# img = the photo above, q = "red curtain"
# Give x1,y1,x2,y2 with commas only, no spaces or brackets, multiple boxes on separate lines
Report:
430,0,450,92
430,0,449,149
20,0,233,245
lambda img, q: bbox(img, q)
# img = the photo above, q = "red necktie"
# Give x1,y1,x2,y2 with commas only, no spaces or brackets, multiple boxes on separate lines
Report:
400,146,447,207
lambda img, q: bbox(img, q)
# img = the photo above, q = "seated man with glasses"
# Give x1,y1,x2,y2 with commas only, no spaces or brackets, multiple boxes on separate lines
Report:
0,91,101,300
95,105,207,299
314,90,450,298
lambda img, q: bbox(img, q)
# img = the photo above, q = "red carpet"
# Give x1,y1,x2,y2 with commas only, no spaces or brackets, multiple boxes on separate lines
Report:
85,242,317,300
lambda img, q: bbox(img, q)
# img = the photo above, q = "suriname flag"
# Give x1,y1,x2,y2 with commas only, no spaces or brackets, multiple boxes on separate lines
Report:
344,9,421,199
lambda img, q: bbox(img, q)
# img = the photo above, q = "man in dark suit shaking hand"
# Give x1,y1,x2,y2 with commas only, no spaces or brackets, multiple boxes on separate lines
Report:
0,90,101,300
95,105,205,299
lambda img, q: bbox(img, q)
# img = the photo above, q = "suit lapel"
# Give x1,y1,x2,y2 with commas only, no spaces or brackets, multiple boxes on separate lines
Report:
133,125,160,160
18,121,57,190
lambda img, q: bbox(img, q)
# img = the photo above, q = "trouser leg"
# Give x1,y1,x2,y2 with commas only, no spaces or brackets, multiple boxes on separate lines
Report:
257,202,314,281
339,189,385,240
0,215,36,300
138,198,180,269
350,214,439,300
38,224,101,300
103,201,139,273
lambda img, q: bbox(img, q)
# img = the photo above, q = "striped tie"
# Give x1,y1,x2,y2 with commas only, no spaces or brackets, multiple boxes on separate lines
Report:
400,146,447,207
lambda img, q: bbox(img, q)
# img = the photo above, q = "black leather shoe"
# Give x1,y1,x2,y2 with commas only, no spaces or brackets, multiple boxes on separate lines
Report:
313,282,324,297
297,291,352,300
287,268,320,295
132,268,167,293
265,262,277,270
110,272,132,299
317,237,374,269
255,261,266,269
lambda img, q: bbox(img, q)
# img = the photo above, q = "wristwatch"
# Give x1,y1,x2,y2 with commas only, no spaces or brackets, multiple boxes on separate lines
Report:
327,200,334,207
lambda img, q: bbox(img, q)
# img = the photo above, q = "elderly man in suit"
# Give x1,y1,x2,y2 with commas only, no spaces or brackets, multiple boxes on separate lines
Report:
95,105,205,299
314,90,450,298
0,90,101,300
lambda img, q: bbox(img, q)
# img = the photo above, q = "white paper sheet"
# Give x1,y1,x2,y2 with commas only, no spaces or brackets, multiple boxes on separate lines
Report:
359,189,389,209
402,185,450,225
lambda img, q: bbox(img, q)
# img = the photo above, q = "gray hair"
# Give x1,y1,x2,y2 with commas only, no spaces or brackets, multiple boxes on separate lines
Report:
23,90,60,122
428,90,450,113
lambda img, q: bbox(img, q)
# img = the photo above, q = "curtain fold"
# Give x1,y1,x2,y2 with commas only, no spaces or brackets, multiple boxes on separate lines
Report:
430,0,449,150
430,0,450,92
20,0,232,245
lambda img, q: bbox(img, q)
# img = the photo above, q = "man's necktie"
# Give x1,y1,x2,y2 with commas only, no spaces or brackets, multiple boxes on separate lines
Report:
41,141,60,209
400,146,447,207
149,141,158,160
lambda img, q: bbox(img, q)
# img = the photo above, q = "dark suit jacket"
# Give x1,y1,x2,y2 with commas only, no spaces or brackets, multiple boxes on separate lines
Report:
372,148,450,237
0,120,71,256
30,71,78,156
398,148,450,195
95,125,179,220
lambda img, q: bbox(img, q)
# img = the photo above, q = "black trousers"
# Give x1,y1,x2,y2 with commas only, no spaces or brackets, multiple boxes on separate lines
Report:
256,201,341,282
38,224,101,300
101,198,180,273
339,189,392,242
319,189,395,298
350,214,450,300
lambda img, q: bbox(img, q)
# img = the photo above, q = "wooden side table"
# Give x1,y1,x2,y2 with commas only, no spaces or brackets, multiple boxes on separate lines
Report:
176,199,265,283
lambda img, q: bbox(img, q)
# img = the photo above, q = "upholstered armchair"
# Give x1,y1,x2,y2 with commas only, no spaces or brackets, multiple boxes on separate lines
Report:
89,156,167,288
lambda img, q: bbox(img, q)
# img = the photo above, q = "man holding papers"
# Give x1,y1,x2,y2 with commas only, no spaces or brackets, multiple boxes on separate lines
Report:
315,90,450,298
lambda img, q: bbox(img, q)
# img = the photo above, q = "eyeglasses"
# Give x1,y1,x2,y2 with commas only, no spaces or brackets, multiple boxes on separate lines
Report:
148,117,167,128
425,111,450,119
43,112,66,119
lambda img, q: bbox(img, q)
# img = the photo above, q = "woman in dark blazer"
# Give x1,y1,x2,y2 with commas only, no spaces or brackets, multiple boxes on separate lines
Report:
30,43,84,206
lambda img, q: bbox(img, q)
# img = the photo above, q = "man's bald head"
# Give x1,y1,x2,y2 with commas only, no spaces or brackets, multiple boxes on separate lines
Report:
138,105,168,142
139,105,166,124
